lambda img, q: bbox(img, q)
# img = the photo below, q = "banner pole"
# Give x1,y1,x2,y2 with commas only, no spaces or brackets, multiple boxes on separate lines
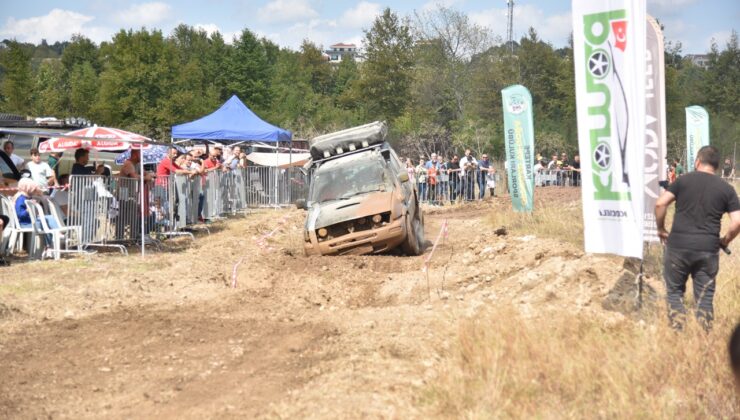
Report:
140,152,145,257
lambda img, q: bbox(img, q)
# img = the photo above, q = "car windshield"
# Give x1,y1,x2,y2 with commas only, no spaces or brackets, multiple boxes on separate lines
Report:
311,159,391,203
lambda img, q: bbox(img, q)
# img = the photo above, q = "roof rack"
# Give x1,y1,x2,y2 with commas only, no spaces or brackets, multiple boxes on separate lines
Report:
309,121,387,160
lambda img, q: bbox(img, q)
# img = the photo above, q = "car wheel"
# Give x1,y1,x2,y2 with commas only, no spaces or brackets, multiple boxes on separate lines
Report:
401,213,422,256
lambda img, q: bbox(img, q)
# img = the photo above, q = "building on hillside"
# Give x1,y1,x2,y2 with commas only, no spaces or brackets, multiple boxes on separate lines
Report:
325,43,359,64
685,54,710,69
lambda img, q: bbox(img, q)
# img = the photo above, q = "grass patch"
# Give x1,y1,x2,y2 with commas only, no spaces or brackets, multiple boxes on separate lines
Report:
430,185,740,418
488,195,583,248
426,306,739,418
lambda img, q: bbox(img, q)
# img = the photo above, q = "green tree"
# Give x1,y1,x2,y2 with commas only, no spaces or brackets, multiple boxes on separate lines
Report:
96,29,179,137
61,34,100,73
299,40,333,96
227,29,271,111
33,59,67,116
69,62,99,117
0,40,34,114
358,8,414,121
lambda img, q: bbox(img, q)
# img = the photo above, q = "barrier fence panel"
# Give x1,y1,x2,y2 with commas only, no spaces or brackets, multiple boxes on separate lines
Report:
416,168,500,204
111,176,143,243
202,171,223,218
535,169,580,187
68,175,115,247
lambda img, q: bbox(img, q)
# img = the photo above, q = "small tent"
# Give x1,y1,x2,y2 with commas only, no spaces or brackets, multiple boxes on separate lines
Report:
171,95,292,142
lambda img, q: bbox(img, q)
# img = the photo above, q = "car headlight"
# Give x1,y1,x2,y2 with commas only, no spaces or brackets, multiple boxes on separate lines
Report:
372,214,382,224
318,228,328,238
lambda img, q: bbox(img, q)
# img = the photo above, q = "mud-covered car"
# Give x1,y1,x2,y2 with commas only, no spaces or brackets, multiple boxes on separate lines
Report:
297,122,425,256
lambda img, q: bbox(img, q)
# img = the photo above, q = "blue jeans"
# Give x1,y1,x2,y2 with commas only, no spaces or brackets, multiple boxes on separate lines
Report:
478,176,487,199
21,215,60,247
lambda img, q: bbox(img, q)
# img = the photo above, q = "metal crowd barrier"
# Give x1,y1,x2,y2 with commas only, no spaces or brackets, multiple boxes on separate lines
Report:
68,175,127,254
535,169,580,187
414,168,502,204
65,165,297,252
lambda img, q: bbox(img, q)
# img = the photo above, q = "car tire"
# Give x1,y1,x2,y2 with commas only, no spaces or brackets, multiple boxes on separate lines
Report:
401,212,422,256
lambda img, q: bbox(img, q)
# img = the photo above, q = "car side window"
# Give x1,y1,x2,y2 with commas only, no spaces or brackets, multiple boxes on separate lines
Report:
0,153,18,179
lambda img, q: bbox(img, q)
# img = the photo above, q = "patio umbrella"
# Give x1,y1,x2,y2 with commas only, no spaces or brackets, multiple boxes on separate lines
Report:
115,145,171,165
114,145,187,165
39,126,152,153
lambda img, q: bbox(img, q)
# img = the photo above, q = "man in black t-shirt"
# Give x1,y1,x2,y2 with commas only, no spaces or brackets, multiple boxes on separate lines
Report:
70,148,104,176
655,145,740,330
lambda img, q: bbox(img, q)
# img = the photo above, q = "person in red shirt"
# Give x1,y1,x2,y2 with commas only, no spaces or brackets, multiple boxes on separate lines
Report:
156,146,194,177
202,149,224,173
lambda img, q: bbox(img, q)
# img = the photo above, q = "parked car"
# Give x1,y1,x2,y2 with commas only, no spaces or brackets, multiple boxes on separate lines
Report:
0,150,21,195
297,122,425,256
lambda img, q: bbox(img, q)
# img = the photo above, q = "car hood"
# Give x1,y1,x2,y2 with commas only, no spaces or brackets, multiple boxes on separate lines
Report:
307,191,394,230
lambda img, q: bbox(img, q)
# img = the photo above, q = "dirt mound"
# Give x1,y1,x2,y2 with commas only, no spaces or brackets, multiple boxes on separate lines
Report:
0,192,643,418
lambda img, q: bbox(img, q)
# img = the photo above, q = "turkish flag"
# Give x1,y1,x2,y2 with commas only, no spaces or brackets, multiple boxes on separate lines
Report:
611,20,627,51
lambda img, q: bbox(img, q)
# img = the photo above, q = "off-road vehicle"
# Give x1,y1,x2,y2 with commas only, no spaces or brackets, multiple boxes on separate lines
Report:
297,122,424,256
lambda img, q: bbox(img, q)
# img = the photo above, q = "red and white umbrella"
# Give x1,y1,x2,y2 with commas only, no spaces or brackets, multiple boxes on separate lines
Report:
39,126,152,153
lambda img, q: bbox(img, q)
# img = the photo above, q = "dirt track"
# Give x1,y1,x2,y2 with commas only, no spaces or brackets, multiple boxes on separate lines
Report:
0,188,642,419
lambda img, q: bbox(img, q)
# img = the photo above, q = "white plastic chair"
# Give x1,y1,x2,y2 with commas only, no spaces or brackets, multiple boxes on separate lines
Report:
1,195,32,253
45,197,82,253
25,200,79,260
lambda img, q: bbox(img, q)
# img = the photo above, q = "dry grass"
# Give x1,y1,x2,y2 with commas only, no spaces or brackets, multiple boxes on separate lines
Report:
488,193,584,248
429,187,740,418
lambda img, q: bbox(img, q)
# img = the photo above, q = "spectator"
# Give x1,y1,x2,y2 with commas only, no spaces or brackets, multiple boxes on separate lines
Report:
415,159,428,201
534,159,545,173
50,174,70,217
547,154,559,170
0,213,7,265
426,155,440,204
13,178,59,246
26,148,58,191
405,159,416,184
568,155,581,186
71,148,104,176
436,156,449,204
119,149,153,181
3,140,24,169
203,148,224,173
459,149,478,201
213,146,224,163
655,145,740,330
0,214,8,236
448,155,461,202
157,146,194,177
48,152,63,177
722,157,735,180
674,158,685,177
477,154,493,200
730,322,740,386
227,146,243,170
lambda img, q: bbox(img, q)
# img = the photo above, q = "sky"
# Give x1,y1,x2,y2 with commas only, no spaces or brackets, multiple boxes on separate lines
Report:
0,0,737,54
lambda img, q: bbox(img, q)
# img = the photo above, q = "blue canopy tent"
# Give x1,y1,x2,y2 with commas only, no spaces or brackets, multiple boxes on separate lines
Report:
171,95,292,142
172,95,294,207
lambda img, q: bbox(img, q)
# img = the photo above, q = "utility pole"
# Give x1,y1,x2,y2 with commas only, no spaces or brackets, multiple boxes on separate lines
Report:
506,0,515,54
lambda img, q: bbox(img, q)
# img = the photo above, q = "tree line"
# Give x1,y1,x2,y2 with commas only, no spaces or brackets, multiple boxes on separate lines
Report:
0,6,737,161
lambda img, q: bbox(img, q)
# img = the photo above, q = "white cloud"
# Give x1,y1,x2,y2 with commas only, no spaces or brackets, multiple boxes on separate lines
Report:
0,8,111,44
470,4,571,46
257,0,319,24
263,2,382,50
339,1,381,29
115,2,173,26
707,30,733,50
191,23,240,44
